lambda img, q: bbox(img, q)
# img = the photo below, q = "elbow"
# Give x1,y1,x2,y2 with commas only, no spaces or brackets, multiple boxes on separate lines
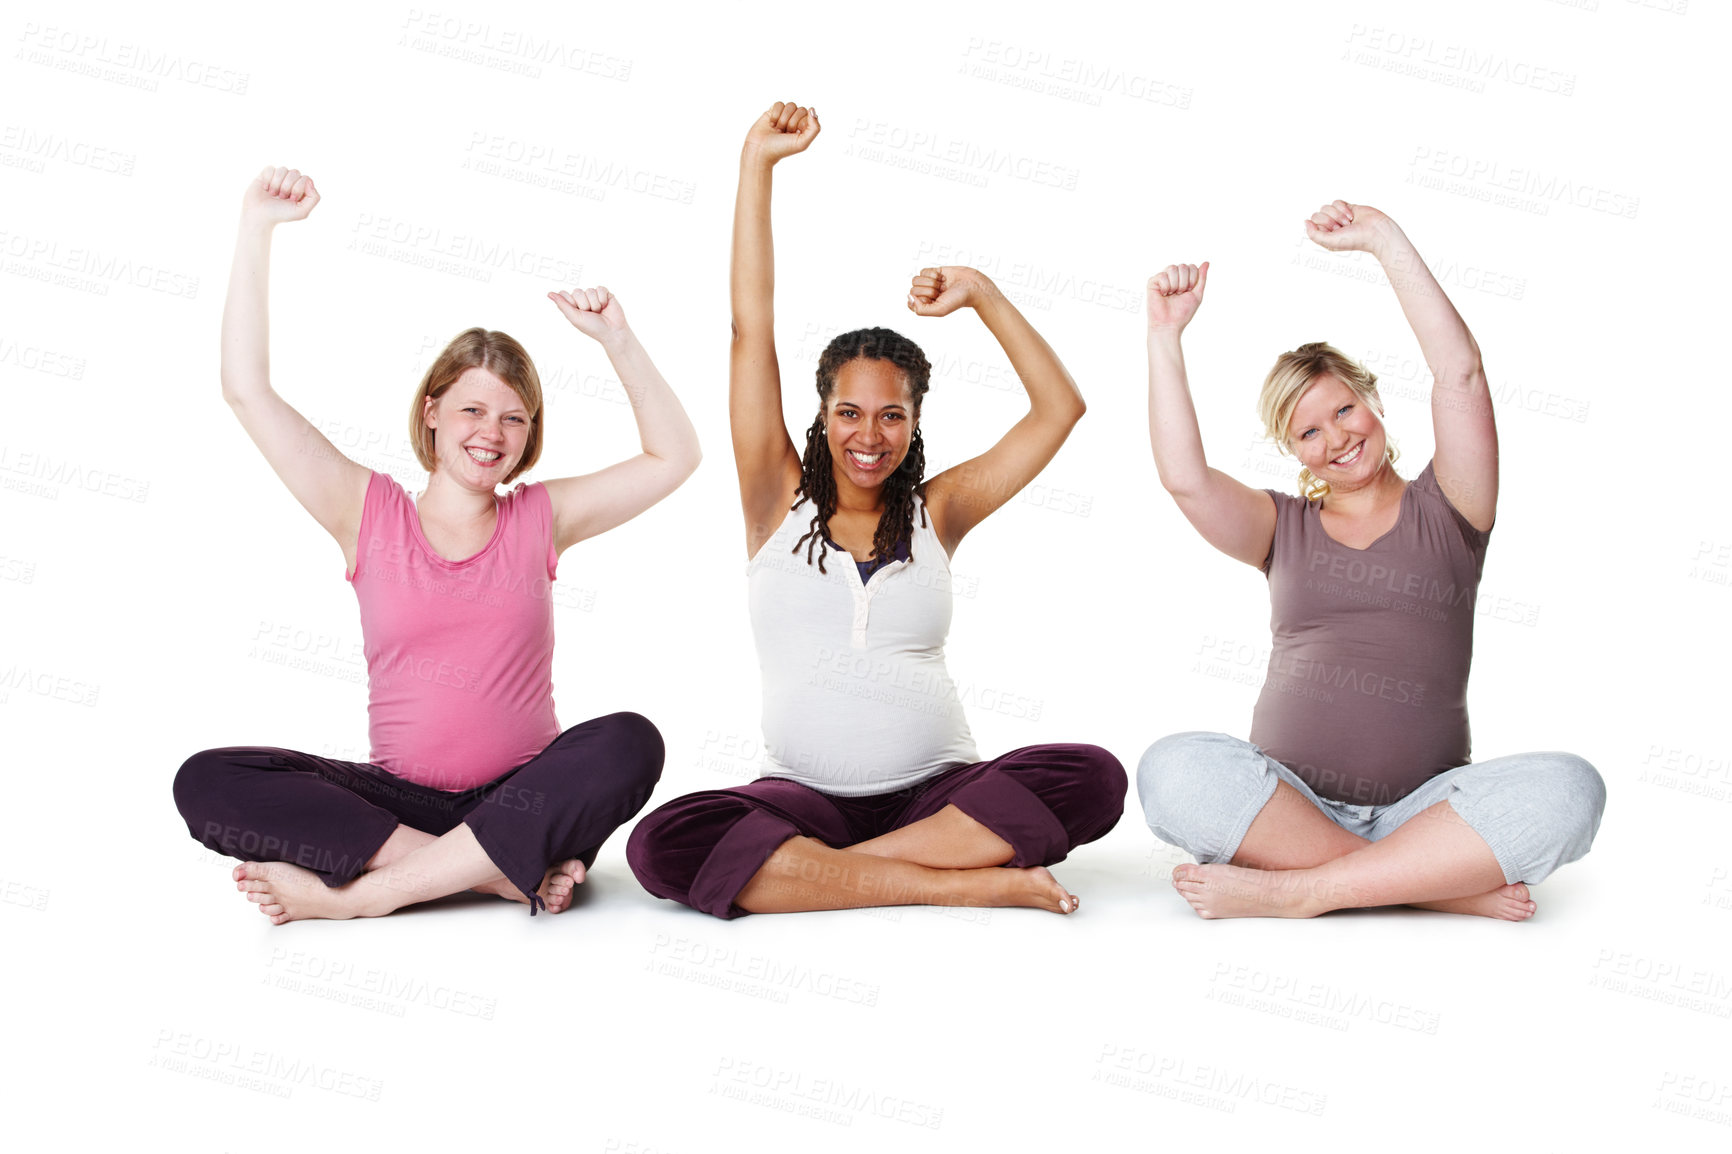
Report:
1063,403,1086,438
1432,363,1489,404
1159,476,1197,501
1436,359,1485,386
221,365,271,411
1154,462,1204,501
669,436,703,482
645,445,702,490
1061,374,1087,424
1433,340,1487,391
729,312,772,347
1037,392,1087,431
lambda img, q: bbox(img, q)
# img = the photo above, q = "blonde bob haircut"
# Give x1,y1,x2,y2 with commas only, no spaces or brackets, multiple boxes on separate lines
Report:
409,328,545,485
1257,341,1397,502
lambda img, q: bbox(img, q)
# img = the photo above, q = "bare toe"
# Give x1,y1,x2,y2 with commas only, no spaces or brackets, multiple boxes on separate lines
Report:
535,859,588,914
1411,882,1537,921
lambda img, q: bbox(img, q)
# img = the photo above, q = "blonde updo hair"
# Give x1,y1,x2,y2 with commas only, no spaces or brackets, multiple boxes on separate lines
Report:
409,328,545,484
1257,342,1397,501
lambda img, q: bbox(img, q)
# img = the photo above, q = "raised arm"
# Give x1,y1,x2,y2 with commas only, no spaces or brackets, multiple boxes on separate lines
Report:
916,267,1088,556
1145,262,1276,567
222,166,371,569
1306,201,1497,529
730,101,820,556
540,287,701,554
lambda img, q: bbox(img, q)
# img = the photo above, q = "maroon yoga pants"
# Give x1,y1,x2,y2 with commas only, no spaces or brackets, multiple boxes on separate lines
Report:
174,712,663,912
626,743,1125,919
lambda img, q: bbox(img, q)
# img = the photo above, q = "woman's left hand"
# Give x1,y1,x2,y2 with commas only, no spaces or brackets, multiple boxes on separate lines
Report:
549,286,628,341
907,266,993,317
1303,200,1394,255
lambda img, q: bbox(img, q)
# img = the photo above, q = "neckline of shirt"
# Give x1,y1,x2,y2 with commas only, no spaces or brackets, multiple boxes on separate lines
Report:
408,487,507,569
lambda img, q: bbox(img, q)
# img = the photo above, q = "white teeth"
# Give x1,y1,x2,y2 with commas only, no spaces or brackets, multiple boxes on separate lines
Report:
1332,442,1363,466
466,447,501,463
849,451,885,465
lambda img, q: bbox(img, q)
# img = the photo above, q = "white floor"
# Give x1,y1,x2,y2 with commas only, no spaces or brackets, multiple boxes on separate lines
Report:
14,796,1722,1149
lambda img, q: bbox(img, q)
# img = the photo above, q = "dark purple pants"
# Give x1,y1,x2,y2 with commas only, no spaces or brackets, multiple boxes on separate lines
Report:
174,712,664,912
626,743,1126,919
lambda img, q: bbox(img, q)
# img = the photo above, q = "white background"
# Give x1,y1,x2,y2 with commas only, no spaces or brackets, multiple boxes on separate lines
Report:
4,0,1728,1147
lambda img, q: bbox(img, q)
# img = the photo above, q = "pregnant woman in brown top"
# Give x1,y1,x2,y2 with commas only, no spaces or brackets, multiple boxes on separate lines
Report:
1137,200,1604,920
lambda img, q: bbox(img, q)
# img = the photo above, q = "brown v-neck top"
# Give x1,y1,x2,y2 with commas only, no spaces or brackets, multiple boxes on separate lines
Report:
1249,461,1491,806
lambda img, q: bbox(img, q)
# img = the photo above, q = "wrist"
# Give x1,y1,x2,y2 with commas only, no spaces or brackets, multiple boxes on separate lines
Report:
236,217,278,244
960,271,1004,312
1366,217,1407,262
739,143,779,173
594,324,638,358
1147,327,1188,355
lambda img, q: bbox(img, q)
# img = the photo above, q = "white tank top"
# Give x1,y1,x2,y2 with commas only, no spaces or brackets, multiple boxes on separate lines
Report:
747,495,980,796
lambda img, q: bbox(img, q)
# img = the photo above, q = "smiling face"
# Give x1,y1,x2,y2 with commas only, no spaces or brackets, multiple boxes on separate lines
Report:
1286,374,1389,493
824,358,917,492
423,366,532,491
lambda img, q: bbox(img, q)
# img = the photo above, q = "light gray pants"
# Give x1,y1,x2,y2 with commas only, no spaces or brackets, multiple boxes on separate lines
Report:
1137,732,1606,885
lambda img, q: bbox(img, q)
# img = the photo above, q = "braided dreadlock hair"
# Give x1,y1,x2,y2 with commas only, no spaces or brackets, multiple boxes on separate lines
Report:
791,328,932,573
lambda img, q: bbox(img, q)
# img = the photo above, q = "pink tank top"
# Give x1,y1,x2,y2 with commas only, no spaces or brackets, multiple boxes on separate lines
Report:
348,472,560,790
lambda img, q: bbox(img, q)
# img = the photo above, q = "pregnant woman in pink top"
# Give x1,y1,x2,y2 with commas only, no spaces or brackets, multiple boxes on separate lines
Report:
1137,201,1604,920
173,167,700,923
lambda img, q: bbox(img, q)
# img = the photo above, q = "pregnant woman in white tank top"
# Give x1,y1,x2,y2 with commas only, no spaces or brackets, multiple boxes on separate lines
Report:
625,101,1127,919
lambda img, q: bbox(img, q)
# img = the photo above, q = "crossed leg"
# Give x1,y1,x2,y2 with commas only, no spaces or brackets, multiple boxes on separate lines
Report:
633,745,1126,918
736,804,1078,915
194,713,665,925
361,825,587,911
235,823,590,925
1171,781,1533,921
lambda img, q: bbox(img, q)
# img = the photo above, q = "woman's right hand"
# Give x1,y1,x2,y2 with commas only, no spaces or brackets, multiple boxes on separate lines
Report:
732,103,809,556
1150,259,1205,332
742,102,820,166
1146,262,1208,334
241,166,319,229
222,164,365,573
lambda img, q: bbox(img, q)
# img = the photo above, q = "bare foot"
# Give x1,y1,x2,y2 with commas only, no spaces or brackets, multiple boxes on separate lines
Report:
472,859,588,912
233,862,387,924
537,859,588,913
981,866,1078,914
1171,862,1326,919
1411,883,1536,921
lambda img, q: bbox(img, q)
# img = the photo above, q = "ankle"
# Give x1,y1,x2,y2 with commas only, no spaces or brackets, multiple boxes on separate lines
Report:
352,866,428,916
1274,867,1341,917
